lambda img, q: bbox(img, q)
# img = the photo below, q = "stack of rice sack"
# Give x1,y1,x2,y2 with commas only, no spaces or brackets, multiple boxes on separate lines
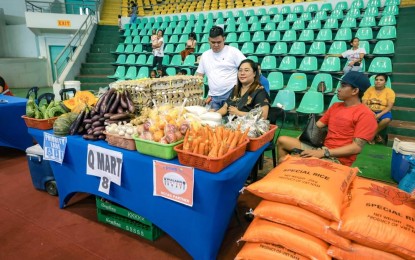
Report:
236,155,414,260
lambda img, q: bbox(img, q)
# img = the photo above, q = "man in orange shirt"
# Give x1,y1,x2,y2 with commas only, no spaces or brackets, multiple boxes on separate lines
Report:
277,71,377,166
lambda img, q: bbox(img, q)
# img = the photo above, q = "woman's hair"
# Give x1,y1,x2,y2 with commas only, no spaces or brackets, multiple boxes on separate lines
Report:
189,32,196,39
157,30,164,36
375,73,388,82
350,37,359,45
233,59,261,97
149,70,157,77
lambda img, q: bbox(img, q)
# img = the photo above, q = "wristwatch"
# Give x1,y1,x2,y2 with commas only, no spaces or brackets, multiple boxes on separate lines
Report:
323,148,331,158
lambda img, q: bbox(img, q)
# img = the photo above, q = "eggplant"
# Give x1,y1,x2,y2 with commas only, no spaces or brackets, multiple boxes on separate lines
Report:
125,91,135,114
109,113,130,120
69,110,85,135
94,91,107,113
105,92,117,113
83,134,98,141
120,90,128,109
92,120,103,127
109,92,121,114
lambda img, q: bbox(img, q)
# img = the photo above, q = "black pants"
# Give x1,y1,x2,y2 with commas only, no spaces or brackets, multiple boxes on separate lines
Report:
153,56,163,69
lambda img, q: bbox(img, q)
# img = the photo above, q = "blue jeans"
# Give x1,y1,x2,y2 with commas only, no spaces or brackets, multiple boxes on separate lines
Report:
210,89,233,111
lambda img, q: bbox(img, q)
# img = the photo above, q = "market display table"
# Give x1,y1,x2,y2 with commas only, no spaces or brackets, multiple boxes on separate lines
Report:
29,128,267,260
0,95,33,151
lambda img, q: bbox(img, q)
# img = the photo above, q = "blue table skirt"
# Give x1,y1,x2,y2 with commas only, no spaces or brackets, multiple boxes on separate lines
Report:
0,96,33,151
29,128,266,260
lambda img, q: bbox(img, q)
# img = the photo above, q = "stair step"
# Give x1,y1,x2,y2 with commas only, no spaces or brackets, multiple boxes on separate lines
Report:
391,82,415,94
80,68,115,74
393,63,415,73
395,93,415,107
392,54,415,63
75,75,115,83
388,120,415,137
86,56,115,63
387,134,415,146
81,63,114,69
87,52,114,59
90,44,118,53
391,73,415,84
392,106,415,122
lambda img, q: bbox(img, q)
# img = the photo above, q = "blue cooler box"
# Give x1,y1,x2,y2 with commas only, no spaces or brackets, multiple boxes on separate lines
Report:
26,144,58,196
391,138,415,183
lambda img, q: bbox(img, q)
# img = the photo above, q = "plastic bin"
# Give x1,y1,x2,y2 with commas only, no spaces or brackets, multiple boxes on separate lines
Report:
391,138,415,182
26,144,58,196
63,81,81,96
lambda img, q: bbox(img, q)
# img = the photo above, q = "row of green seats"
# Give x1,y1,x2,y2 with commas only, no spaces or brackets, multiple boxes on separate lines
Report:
112,54,197,67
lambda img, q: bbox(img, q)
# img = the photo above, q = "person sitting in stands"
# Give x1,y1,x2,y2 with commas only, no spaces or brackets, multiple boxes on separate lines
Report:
180,32,197,62
277,71,377,167
257,63,270,95
362,73,396,145
149,70,157,79
177,69,187,75
217,59,270,120
157,66,166,78
326,37,366,75
129,1,137,24
0,76,13,96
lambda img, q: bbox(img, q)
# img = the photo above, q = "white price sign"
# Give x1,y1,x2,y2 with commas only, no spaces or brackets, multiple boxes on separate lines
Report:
43,132,67,164
86,144,123,195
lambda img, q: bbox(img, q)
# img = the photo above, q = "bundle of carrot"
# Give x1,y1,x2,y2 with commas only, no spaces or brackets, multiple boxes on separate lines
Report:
182,125,249,158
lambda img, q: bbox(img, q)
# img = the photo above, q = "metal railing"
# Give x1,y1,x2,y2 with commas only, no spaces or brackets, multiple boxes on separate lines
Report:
53,13,96,84
25,0,101,15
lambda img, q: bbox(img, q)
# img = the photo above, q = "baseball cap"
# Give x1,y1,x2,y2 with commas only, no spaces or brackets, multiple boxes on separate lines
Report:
335,71,371,93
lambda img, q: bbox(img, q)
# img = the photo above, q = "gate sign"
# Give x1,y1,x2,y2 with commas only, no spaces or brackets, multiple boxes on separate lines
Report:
86,144,123,195
43,132,67,164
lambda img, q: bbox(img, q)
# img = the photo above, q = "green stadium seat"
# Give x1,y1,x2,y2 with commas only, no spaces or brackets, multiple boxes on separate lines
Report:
123,29,132,37
164,44,174,54
289,42,306,55
268,7,278,15
268,72,284,91
329,94,343,107
245,9,255,17
341,17,357,28
368,57,392,73
359,40,370,54
256,8,267,16
286,73,307,92
383,5,399,16
129,23,137,30
252,31,265,43
267,31,281,42
164,16,171,23
359,16,377,27
225,24,236,33
335,1,348,10
300,12,312,21
281,30,297,42
144,23,152,30
124,66,137,80
164,27,173,35
247,16,258,25
310,73,333,92
229,43,239,49
320,3,333,12
373,40,395,55
277,20,290,31
237,17,248,24
112,54,126,65
145,55,153,66
334,28,352,41
307,19,322,30
264,22,276,32
328,41,347,54
330,9,344,20
246,55,258,62
108,66,126,79
272,14,283,23
183,55,196,67
250,23,261,32
293,5,304,14
125,54,136,65
297,91,324,114
133,44,143,54
135,54,147,65
237,31,251,42
170,55,182,66
260,15,271,24
385,0,400,6
292,20,305,31
166,67,176,76
261,56,277,70
202,26,211,34
241,42,255,55
351,0,364,9
324,18,339,29
378,16,396,26
124,44,134,54
197,43,209,54
346,8,361,19
377,26,397,40
369,75,393,88
367,0,381,7
364,7,379,17
193,26,203,35
173,27,183,35
179,35,188,44
306,4,318,13
149,17,155,23
255,42,270,55
112,44,125,54
320,57,341,72
183,26,192,35
272,42,288,55
355,28,374,40
225,11,234,19
298,30,314,42
308,42,326,55
207,13,214,21
281,6,291,15
174,43,185,53
200,34,209,43
132,36,141,44
136,67,149,79
124,36,132,44
273,89,296,111
286,14,298,23
298,56,318,71
315,11,328,21
226,32,238,43
162,55,170,66
139,29,147,36
168,35,178,44
278,56,297,71
316,29,332,41
189,14,196,21
141,35,150,44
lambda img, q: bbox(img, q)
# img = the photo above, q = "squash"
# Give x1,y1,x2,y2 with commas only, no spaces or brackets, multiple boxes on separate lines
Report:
53,112,79,136
62,91,98,112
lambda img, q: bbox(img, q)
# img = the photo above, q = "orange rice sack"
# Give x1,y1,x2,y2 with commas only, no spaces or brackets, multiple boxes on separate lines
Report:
240,217,330,260
327,243,405,260
332,177,415,259
235,242,309,260
246,155,357,221
253,200,351,250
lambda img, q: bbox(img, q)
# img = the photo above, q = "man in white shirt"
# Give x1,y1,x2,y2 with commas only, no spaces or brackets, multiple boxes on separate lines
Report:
196,26,246,110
